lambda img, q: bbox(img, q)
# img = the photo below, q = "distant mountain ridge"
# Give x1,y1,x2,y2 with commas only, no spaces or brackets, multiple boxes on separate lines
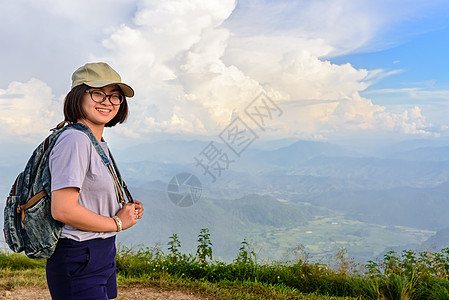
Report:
258,140,359,165
387,146,449,161
3,137,449,262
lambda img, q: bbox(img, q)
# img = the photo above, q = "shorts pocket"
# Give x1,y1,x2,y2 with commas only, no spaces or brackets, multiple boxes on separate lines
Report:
65,246,91,277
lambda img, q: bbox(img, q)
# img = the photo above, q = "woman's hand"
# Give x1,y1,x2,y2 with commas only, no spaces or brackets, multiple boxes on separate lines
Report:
52,187,145,232
115,200,144,230
133,200,144,220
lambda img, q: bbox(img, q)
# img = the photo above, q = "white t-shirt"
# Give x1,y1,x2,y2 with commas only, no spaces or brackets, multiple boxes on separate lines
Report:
49,129,121,241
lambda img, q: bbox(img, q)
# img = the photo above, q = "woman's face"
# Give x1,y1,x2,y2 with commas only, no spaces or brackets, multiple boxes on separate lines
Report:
79,84,121,127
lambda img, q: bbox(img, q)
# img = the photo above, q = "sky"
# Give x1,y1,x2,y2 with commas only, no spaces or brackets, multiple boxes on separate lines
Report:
1,0,449,149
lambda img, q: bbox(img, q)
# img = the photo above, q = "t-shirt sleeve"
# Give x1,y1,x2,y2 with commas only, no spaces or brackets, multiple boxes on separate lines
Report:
49,130,91,192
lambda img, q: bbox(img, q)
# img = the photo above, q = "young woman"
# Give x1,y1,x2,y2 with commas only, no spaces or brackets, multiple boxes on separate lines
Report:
45,62,144,299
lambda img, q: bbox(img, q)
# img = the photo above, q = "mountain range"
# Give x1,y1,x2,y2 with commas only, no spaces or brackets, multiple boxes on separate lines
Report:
109,137,449,262
2,137,449,262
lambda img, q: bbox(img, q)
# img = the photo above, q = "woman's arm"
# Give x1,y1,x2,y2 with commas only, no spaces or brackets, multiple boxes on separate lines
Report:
51,187,138,231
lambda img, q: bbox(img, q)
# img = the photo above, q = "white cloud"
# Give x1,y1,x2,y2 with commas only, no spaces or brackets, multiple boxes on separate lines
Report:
365,88,449,101
96,0,242,136
0,79,61,143
0,0,137,95
94,0,442,140
379,106,434,136
0,0,445,143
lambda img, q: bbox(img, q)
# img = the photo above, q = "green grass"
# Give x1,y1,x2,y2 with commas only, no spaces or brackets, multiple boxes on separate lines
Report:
0,251,354,299
113,230,449,300
117,273,358,299
0,268,46,289
1,229,449,299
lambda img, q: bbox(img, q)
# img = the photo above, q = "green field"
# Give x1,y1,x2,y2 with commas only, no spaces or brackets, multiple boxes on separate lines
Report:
239,208,435,263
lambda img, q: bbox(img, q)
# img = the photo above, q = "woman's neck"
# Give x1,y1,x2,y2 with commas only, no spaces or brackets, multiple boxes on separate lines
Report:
77,119,104,141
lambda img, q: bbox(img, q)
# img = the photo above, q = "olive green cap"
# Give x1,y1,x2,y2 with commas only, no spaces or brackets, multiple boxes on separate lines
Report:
71,62,134,97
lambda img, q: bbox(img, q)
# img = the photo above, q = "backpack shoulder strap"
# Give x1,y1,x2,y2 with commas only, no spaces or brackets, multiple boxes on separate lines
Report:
68,123,132,206
20,122,73,199
108,149,134,203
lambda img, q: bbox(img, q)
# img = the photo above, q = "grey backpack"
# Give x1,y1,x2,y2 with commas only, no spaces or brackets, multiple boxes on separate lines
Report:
3,122,133,259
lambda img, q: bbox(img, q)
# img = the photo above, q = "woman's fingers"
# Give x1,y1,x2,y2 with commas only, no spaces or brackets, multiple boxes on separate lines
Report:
132,200,144,219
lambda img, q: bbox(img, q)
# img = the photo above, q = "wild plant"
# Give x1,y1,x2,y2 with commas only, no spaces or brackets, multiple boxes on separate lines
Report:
235,238,256,265
196,228,213,264
168,233,182,263
333,247,359,276
283,244,309,266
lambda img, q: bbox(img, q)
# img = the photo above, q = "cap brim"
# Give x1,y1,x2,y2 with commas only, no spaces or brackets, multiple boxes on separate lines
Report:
86,80,134,97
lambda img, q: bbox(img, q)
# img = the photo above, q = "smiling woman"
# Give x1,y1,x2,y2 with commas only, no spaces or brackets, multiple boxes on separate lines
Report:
45,62,144,300
79,85,122,140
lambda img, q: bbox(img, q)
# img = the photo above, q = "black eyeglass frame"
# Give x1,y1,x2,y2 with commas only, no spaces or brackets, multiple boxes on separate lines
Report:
85,90,124,106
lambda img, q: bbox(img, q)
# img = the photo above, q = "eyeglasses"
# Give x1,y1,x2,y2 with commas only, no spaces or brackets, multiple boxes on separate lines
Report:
85,90,124,105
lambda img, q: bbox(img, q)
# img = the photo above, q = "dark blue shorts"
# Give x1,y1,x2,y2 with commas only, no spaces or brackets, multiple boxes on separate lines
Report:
46,236,117,300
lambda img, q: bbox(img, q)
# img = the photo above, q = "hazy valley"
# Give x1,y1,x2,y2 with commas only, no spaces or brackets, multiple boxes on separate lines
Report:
2,137,449,263
109,138,449,263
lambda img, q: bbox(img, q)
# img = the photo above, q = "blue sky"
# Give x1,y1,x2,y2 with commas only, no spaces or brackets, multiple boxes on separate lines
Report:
333,26,449,90
0,0,449,148
332,24,449,93
334,23,449,139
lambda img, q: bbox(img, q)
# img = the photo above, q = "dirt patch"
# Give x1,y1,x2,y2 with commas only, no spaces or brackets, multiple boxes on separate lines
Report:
117,286,208,300
0,287,50,300
0,286,209,300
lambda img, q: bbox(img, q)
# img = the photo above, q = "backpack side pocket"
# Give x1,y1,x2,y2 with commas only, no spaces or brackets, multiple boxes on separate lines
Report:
3,195,25,253
22,194,62,259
